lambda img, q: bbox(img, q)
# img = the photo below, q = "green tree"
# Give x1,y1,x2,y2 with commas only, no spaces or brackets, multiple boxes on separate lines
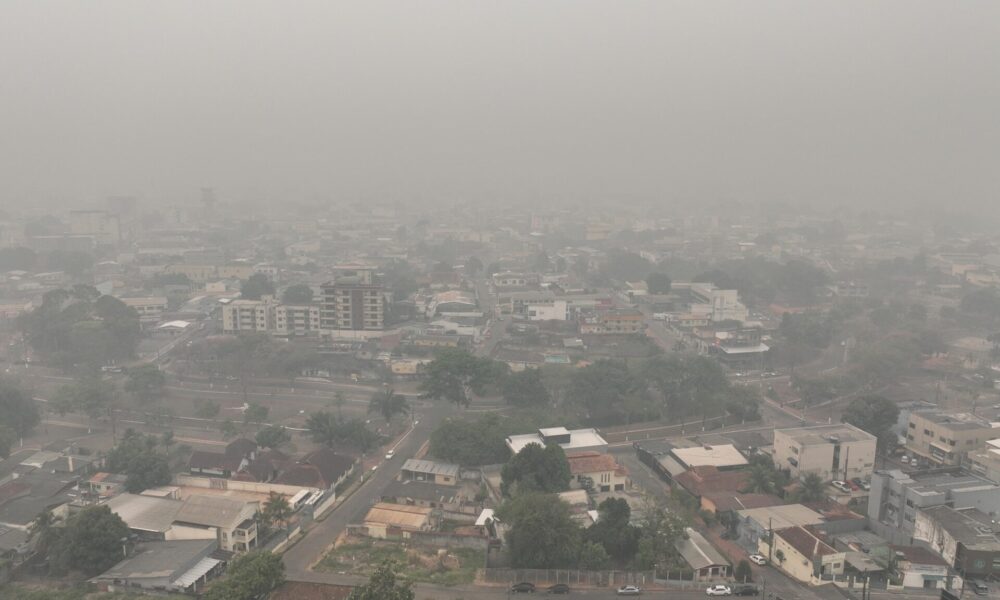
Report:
497,493,581,568
735,559,753,583
570,359,635,423
243,403,269,426
51,377,114,421
500,443,571,496
0,378,39,437
220,419,239,439
646,272,672,294
0,426,16,459
28,510,61,558
47,506,130,576
240,273,275,300
305,411,340,447
585,498,639,562
255,425,290,449
202,551,285,600
501,368,550,407
419,348,500,408
428,415,512,466
106,430,171,493
578,541,612,570
194,398,221,420
261,492,292,533
774,549,786,566
347,561,414,600
305,411,379,451
465,256,484,277
743,462,778,495
368,387,409,424
281,284,314,304
602,249,652,282
796,472,826,503
842,394,900,454
124,364,166,404
634,495,689,571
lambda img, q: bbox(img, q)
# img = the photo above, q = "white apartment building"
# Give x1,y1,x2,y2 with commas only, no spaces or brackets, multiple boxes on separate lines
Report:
274,305,320,336
222,299,272,333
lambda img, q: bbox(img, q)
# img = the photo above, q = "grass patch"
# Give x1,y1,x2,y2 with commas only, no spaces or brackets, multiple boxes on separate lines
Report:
318,538,482,586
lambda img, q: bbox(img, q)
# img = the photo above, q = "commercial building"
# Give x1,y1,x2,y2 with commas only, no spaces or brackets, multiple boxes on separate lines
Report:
773,423,877,482
673,282,749,323
867,468,1000,544
105,493,259,552
320,267,385,332
913,505,1000,579
967,438,1000,483
889,545,950,591
91,539,221,594
505,427,608,455
905,411,993,466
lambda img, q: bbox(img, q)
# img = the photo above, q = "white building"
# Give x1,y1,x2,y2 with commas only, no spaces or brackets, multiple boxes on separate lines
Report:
526,300,568,321
505,427,608,455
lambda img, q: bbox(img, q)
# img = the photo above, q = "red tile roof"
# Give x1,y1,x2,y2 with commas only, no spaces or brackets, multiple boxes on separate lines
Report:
777,526,836,559
565,451,621,475
674,466,749,497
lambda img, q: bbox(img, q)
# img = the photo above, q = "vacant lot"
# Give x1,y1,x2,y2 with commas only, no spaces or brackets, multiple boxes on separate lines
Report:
318,536,483,586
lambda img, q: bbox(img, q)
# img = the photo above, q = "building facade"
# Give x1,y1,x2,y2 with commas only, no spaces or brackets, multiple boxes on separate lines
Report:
773,423,877,482
320,268,385,332
905,411,992,466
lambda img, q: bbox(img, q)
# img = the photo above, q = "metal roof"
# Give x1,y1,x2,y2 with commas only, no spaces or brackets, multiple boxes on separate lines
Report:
400,459,459,478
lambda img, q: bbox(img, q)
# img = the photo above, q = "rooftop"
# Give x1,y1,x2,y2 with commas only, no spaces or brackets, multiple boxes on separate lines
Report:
776,423,877,446
674,466,750,497
93,539,216,582
676,527,730,570
777,526,837,559
920,506,1000,551
737,504,826,530
400,459,460,479
381,480,465,505
506,428,608,454
105,493,182,533
889,545,948,567
671,444,748,469
565,451,625,476
701,492,783,512
175,495,253,529
913,411,993,431
363,502,433,529
876,468,1000,496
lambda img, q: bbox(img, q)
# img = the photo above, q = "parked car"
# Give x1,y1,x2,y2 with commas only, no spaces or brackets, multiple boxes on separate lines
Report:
510,582,536,593
971,581,990,596
852,477,871,491
748,553,767,565
832,480,852,493
385,450,395,460
706,584,732,596
545,583,570,594
617,585,642,596
847,480,860,491
733,584,760,596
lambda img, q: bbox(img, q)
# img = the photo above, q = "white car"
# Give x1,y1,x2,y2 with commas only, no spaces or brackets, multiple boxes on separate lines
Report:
749,554,767,566
832,480,851,493
616,586,642,596
385,450,395,460
706,585,732,596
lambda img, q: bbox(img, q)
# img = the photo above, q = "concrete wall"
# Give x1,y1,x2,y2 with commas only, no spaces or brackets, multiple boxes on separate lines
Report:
174,474,315,498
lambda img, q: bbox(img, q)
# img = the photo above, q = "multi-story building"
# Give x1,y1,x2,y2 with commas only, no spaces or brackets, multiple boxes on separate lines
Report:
673,282,749,323
274,304,320,336
867,467,1000,544
320,267,385,332
222,299,273,333
913,505,1000,579
772,423,877,482
905,411,993,466
120,297,168,321
967,439,1000,483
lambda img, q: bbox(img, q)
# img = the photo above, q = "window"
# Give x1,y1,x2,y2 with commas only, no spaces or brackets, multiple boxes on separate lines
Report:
939,437,947,443
909,423,916,429
924,430,933,436
907,434,914,441
791,447,799,454
949,440,956,446
906,500,914,508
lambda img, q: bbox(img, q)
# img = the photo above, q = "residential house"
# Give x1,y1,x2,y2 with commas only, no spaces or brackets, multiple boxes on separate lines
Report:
274,447,357,498
889,545,950,591
765,526,841,585
358,502,436,539
565,452,629,492
673,466,750,502
675,527,731,581
398,459,460,486
188,438,286,482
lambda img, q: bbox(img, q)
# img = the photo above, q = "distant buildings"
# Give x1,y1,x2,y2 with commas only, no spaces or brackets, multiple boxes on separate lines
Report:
772,423,877,482
221,296,320,337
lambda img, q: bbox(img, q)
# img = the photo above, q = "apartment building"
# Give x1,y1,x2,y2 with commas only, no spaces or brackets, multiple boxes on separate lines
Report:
772,423,877,482
222,299,273,332
905,411,993,466
320,268,385,332
967,439,1000,483
274,305,320,336
867,467,1000,545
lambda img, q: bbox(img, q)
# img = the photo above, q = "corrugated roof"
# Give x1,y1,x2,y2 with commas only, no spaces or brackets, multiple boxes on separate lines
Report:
364,502,432,529
175,495,251,529
106,493,182,533
676,528,730,570
401,459,459,478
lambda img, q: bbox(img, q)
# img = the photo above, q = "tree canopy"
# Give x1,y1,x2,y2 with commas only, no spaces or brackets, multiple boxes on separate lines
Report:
124,364,166,404
418,348,502,408
106,430,172,493
347,562,414,600
842,394,900,452
45,506,131,576
0,378,40,437
497,493,581,568
428,414,512,466
646,272,672,294
369,388,409,424
501,368,550,407
500,443,571,496
202,551,285,600
305,411,379,451
240,273,275,300
255,425,291,449
281,284,314,304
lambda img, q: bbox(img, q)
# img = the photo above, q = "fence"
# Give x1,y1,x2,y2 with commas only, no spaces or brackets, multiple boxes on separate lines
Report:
479,568,693,588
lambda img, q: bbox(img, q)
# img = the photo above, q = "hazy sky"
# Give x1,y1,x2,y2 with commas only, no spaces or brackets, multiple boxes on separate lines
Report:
2,1,999,213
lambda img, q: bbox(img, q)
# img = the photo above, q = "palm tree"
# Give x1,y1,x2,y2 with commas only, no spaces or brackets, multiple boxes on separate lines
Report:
262,492,292,536
28,510,61,555
743,463,777,495
368,388,408,424
305,411,340,447
797,473,826,502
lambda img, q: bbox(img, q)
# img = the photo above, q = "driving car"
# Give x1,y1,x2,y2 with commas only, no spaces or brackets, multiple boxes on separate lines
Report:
545,583,570,594
748,553,767,565
385,450,395,460
510,582,536,593
706,584,732,596
616,585,642,596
